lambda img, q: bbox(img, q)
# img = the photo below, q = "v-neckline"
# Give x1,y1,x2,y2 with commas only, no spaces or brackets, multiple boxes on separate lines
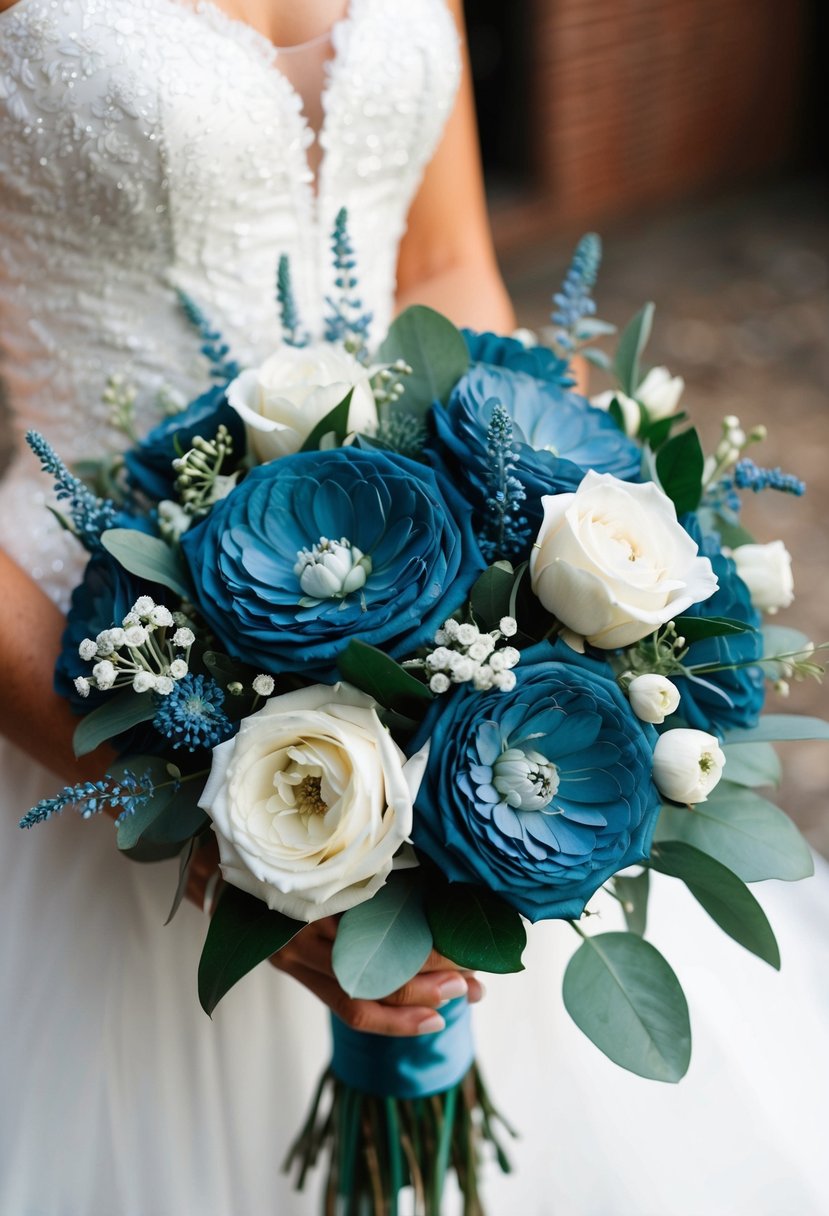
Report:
165,0,358,204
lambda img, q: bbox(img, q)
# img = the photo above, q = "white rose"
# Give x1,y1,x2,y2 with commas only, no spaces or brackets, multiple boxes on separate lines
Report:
226,343,377,462
652,728,726,804
591,390,641,437
627,674,680,724
199,683,424,922
731,541,794,614
529,471,718,649
636,366,684,421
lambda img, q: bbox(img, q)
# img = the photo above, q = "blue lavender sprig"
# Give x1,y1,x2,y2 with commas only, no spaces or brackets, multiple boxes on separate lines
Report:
323,207,373,359
26,430,118,551
153,674,233,752
551,232,602,354
734,459,806,496
20,769,155,829
276,255,310,347
478,401,532,562
177,290,240,381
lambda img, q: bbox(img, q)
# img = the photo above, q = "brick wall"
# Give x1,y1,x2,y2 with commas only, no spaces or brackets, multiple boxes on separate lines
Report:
491,0,808,248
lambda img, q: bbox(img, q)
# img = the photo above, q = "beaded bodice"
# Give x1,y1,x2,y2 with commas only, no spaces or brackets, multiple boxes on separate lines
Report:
0,0,460,600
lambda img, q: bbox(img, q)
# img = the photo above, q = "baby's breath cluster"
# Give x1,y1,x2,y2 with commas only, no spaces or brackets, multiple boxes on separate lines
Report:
406,616,520,694
173,426,239,518
73,598,196,699
702,414,767,489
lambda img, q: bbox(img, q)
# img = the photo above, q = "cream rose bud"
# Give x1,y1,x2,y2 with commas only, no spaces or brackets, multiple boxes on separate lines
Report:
591,389,641,437
731,541,794,614
652,728,726,804
226,343,377,462
636,366,684,421
628,674,680,724
530,470,718,649
198,683,423,922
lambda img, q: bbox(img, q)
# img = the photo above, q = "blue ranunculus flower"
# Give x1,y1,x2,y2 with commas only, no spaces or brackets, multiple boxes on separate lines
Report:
124,385,244,502
429,363,641,545
462,329,575,386
55,549,166,712
181,448,485,675
674,518,765,735
410,640,661,922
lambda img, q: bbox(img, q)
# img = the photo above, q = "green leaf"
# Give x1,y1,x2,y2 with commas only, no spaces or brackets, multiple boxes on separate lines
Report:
72,690,157,757
700,508,755,549
644,411,687,451
761,625,813,663
332,874,433,1000
469,562,515,632
165,838,197,926
581,347,613,373
649,841,780,968
376,305,469,417
114,761,208,853
721,741,781,788
337,640,432,717
299,387,355,452
198,886,303,1016
612,870,650,936
672,615,750,644
614,303,654,396
654,783,814,881
100,528,192,600
655,428,704,516
575,318,617,340
724,715,829,744
562,931,691,1082
426,884,526,973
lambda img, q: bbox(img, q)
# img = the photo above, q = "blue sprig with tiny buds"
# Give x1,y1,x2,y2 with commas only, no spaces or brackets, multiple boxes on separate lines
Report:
177,289,240,381
19,769,155,829
323,207,373,359
734,459,805,496
478,401,532,562
26,430,118,551
276,254,310,347
551,232,602,354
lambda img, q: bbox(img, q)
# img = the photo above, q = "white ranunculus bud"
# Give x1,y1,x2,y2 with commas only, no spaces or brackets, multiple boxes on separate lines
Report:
636,366,684,421
124,625,148,648
252,674,275,697
652,728,726,804
628,674,680,724
149,605,174,628
499,616,518,638
731,541,794,614
591,389,641,437
92,660,116,690
226,343,377,463
132,671,156,694
78,638,98,661
492,670,517,692
74,677,91,698
530,471,718,649
132,596,155,617
429,673,451,694
199,683,423,921
169,659,189,680
155,676,174,696
172,627,196,649
456,623,479,647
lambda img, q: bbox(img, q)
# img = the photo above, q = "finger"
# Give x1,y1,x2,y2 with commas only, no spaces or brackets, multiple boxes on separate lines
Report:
276,929,334,976
381,969,487,1009
418,948,474,974
285,962,447,1038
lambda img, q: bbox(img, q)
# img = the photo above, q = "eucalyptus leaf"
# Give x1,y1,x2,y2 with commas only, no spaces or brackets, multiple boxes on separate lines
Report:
614,303,654,396
332,874,433,1000
470,562,515,632
707,510,756,549
761,626,813,662
655,428,704,516
724,715,829,744
575,318,617,339
73,690,157,757
562,931,691,1082
100,528,192,600
582,347,613,373
654,783,814,881
165,837,197,926
426,884,526,973
299,387,354,452
337,640,432,717
721,741,781,788
672,615,750,644
198,886,303,1016
376,305,469,417
612,870,650,936
649,841,780,968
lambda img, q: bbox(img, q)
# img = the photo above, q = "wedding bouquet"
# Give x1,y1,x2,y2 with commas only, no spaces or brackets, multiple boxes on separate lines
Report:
23,216,827,1214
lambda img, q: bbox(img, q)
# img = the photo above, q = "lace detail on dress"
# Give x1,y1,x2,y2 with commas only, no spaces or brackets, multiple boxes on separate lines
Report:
0,0,461,604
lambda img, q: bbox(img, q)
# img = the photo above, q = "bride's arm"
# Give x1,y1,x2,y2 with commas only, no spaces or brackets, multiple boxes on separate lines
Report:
394,0,515,333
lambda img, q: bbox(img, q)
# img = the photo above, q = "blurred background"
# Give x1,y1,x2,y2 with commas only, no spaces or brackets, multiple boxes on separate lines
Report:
467,0,828,853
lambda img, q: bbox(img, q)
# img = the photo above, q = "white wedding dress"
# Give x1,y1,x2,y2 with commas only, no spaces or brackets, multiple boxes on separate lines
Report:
1,2,828,1213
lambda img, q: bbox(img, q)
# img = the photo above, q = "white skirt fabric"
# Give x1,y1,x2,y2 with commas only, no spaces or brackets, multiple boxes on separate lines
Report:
2,734,828,1215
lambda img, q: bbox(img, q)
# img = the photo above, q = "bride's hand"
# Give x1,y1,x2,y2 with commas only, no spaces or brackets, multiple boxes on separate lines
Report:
272,917,485,1037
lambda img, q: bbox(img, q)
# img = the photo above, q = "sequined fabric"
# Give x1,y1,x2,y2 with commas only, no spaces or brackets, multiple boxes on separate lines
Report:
0,0,460,603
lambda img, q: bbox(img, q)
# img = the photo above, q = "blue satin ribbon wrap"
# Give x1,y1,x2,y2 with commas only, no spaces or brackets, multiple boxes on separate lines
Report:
330,998,474,1099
